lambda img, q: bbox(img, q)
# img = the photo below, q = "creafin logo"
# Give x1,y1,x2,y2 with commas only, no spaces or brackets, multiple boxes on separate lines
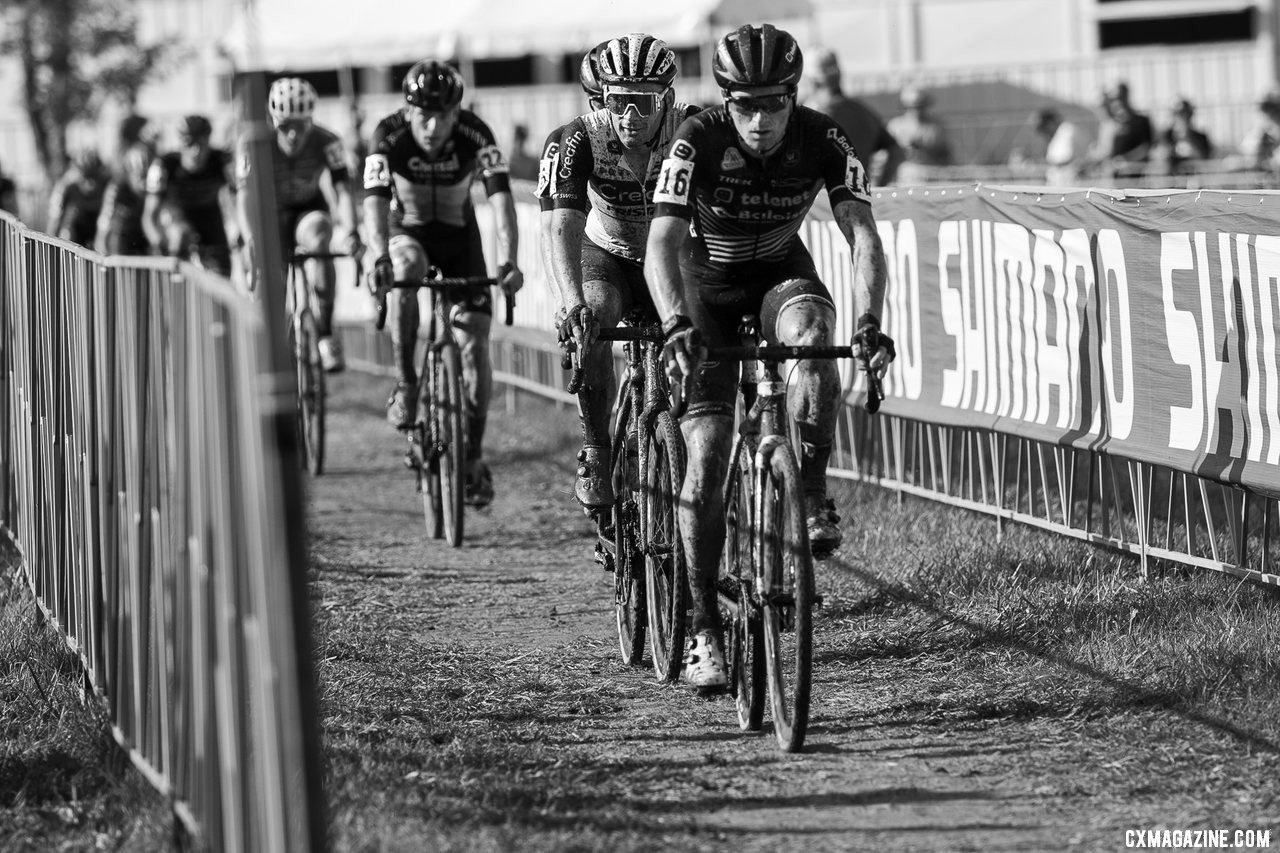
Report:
785,42,797,62
721,148,745,170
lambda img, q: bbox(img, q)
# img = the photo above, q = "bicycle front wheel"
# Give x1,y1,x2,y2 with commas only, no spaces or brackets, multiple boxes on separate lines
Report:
758,440,814,752
611,385,646,665
723,434,764,732
643,410,687,682
435,343,466,547
295,310,326,476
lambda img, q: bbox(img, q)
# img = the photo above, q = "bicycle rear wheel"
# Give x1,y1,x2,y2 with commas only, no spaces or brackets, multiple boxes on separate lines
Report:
611,384,646,665
295,309,326,476
758,440,814,752
723,434,764,731
643,410,687,682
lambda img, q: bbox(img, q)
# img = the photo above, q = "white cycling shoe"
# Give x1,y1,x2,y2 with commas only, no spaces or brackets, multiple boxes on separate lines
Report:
318,335,345,373
683,630,728,693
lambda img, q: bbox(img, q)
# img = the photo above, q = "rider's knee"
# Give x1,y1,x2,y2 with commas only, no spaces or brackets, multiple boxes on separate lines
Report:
389,236,427,280
775,296,836,347
451,309,492,340
581,280,622,324
295,211,333,251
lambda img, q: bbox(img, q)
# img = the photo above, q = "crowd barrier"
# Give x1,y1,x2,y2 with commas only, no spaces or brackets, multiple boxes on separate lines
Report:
0,214,319,851
340,185,1280,586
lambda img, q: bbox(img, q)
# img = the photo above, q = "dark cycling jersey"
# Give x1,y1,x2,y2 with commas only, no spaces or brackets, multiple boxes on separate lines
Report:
652,105,871,272
147,149,233,215
235,124,349,209
363,109,510,231
535,125,564,213
551,103,699,263
100,180,147,254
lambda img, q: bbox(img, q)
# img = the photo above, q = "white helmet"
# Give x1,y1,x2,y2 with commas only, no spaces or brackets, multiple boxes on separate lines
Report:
268,77,318,123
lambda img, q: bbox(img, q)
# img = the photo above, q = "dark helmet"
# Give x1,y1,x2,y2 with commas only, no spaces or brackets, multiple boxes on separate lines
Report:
579,42,606,99
179,114,212,141
596,33,678,87
712,23,803,92
403,60,465,111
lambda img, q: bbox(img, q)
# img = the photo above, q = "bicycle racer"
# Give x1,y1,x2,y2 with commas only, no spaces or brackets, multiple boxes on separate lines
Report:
644,24,894,690
237,77,362,372
549,33,699,513
364,59,524,507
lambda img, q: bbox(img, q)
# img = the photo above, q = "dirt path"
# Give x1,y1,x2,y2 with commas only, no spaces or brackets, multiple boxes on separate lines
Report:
305,371,1278,853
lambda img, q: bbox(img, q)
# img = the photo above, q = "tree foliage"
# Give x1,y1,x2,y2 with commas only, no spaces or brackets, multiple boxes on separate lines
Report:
0,0,180,179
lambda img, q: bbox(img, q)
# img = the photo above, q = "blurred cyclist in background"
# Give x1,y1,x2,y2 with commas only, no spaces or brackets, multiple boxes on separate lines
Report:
95,145,152,255
47,149,108,248
549,32,699,514
237,76,362,372
144,114,237,275
364,59,524,507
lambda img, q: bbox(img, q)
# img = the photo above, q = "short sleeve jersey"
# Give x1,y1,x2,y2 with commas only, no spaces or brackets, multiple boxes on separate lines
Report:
550,103,700,263
236,124,349,209
535,125,564,213
146,149,232,213
652,106,871,266
363,109,511,230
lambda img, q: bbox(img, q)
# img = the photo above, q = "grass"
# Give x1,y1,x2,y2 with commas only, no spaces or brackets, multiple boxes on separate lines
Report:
0,536,171,853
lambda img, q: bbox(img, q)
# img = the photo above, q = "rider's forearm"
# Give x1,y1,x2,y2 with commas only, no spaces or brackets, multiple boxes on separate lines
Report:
142,196,163,249
833,200,888,320
491,191,519,269
363,195,390,258
335,182,359,240
644,215,691,320
549,208,586,305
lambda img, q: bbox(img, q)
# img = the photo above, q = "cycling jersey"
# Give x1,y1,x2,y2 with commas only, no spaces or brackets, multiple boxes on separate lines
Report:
652,105,870,271
236,124,349,209
100,180,147,254
551,103,699,263
147,149,233,214
363,109,510,231
535,125,564,213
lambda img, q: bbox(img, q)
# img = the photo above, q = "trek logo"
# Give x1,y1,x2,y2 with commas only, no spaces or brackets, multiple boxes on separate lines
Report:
721,148,745,171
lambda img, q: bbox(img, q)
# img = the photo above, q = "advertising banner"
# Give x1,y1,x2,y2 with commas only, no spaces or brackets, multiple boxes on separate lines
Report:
868,186,1280,497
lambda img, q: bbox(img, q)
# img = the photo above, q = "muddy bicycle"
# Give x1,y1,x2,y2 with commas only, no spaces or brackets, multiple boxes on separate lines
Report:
373,267,511,547
563,320,688,681
715,315,883,752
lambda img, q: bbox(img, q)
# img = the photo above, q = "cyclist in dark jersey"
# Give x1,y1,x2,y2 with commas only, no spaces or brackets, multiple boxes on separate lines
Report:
95,144,151,255
645,24,895,691
144,114,237,276
537,42,607,321
364,59,524,508
47,150,108,248
237,77,361,372
549,33,700,513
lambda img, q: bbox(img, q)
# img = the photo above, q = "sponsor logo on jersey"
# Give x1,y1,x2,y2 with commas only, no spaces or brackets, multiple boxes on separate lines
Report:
713,187,734,204
558,131,584,180
721,148,745,171
825,126,855,155
407,154,461,178
784,150,800,166
592,179,648,206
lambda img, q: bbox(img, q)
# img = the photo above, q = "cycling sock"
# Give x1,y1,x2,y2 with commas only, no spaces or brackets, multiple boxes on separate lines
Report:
689,574,723,637
800,440,833,500
466,413,486,463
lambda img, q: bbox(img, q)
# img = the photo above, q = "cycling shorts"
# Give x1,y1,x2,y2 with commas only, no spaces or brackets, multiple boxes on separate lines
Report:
581,238,657,322
391,220,492,316
277,197,329,257
683,240,835,418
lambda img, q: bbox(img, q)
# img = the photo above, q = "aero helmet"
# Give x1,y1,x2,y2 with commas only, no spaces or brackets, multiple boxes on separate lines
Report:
403,60,465,111
579,42,607,99
596,33,677,88
268,77,318,123
712,24,803,92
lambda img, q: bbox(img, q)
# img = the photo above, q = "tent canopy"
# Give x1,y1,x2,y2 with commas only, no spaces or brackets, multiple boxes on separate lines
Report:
223,0,813,71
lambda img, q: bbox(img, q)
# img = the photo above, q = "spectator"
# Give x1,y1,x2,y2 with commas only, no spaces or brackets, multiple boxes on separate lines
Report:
1154,98,1212,176
94,144,151,255
1033,108,1092,186
887,85,952,184
507,123,539,182
0,159,17,215
1095,81,1153,180
1239,87,1280,173
47,149,108,247
804,49,903,185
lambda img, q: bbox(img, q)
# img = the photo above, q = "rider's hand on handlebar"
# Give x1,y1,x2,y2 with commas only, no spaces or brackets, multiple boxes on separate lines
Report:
341,231,364,262
852,313,896,380
498,261,524,296
661,321,703,392
564,303,598,351
369,254,394,295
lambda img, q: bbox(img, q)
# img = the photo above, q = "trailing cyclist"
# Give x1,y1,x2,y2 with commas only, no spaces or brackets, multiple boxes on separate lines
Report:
143,114,238,276
236,76,363,372
644,24,895,690
363,59,524,508
548,33,699,514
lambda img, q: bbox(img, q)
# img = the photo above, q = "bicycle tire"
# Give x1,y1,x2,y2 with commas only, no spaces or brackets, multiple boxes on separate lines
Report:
723,433,765,731
295,309,326,476
436,343,466,547
611,383,646,666
758,439,814,752
642,409,687,682
417,418,443,540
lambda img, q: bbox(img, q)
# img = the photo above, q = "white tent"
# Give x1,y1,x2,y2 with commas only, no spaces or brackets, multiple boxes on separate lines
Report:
222,0,814,71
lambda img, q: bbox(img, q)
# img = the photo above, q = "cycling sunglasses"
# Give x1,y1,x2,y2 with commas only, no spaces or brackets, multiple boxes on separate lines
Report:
274,118,313,133
725,93,793,115
604,92,663,117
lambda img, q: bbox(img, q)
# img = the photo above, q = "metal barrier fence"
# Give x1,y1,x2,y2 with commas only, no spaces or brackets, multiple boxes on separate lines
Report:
0,214,319,851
